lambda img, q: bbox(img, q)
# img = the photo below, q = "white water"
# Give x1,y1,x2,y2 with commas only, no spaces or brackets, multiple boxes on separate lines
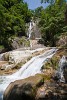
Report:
28,21,35,39
0,48,57,100
0,53,4,61
59,56,67,82
28,22,32,39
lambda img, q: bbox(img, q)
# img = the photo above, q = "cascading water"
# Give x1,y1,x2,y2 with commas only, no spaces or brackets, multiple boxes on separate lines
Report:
0,48,57,100
0,53,4,61
28,20,35,39
28,21,32,39
58,56,67,82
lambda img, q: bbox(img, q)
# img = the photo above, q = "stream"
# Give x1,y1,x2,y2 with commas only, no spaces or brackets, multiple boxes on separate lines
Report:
0,48,57,100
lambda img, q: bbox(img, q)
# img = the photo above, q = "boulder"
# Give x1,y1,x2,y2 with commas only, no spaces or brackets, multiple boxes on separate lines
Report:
4,52,9,61
3,74,44,100
36,86,46,99
9,36,30,49
1,64,15,70
57,35,67,47
0,61,8,69
3,73,67,100
0,53,5,61
9,51,31,64
36,82,67,100
0,48,7,54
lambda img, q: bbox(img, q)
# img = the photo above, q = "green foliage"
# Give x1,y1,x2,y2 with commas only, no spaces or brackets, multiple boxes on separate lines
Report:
15,62,25,69
41,56,59,70
0,0,32,49
0,45,4,49
34,6,44,18
49,56,59,69
37,1,67,46
19,36,30,47
41,0,66,4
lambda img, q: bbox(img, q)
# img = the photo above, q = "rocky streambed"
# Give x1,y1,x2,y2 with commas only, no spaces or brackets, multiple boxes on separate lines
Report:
3,73,67,100
0,48,47,75
0,47,67,100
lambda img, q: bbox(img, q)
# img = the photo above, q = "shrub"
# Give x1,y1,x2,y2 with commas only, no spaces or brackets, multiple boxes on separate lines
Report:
41,56,59,70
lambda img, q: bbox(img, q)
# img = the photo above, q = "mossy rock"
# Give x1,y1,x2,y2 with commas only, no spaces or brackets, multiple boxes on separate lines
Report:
18,36,30,47
4,53,9,61
3,74,44,100
41,56,59,71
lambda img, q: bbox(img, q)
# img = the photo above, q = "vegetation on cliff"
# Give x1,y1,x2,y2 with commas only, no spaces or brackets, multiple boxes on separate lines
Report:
33,0,67,47
0,0,67,50
0,0,32,50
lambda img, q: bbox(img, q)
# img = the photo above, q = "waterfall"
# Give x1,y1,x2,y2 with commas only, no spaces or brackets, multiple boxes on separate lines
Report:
28,21,35,39
0,48,57,100
28,22,32,39
58,56,67,82
0,53,4,61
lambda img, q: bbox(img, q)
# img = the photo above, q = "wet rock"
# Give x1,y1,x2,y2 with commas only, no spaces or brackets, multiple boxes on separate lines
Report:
36,81,67,100
59,56,67,83
4,53,9,61
63,58,67,83
9,51,31,64
1,64,15,70
53,56,67,83
0,53,5,61
4,83,35,100
57,35,67,47
52,71,60,82
3,74,44,100
36,86,46,100
0,48,7,54
9,36,30,50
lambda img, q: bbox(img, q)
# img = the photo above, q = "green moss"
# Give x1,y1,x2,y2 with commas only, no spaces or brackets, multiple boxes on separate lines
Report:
18,36,30,47
14,61,26,69
44,75,51,80
0,45,4,49
27,56,32,61
41,56,59,70
50,56,59,69
25,40,30,47
41,64,50,70
36,78,44,87
4,53,9,61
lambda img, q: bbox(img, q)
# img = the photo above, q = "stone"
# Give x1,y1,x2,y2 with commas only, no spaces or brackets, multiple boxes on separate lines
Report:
0,53,5,61
9,51,31,64
36,86,46,99
3,74,44,100
63,59,67,83
1,64,15,70
36,82,67,100
4,53,9,61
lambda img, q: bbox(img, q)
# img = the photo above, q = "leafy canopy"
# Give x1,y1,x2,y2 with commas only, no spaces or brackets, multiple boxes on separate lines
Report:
34,0,67,46
0,0,32,49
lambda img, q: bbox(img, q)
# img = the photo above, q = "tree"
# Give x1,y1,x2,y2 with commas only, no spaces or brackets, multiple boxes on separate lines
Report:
0,0,32,49
41,0,67,24
37,1,66,46
34,6,44,18
41,0,66,4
